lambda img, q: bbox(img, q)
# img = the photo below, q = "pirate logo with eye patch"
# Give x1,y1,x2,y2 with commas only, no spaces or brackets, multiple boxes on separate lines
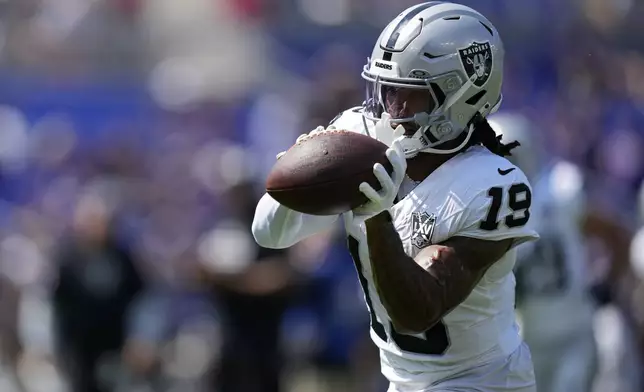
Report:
459,41,492,87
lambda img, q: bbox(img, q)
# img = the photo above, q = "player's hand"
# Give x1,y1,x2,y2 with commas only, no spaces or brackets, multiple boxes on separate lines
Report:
276,125,332,160
373,112,405,148
349,138,407,221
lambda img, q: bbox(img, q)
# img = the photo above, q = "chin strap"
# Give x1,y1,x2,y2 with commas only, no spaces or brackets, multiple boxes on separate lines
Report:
397,122,476,158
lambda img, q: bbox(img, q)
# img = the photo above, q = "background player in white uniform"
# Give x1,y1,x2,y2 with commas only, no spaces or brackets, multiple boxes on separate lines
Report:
488,113,598,392
253,3,539,391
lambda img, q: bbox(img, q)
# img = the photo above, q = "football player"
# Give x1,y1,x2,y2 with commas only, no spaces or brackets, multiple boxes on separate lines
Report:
253,2,540,391
488,113,598,392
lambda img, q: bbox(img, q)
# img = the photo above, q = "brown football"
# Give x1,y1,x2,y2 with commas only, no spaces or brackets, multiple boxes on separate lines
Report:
266,130,393,215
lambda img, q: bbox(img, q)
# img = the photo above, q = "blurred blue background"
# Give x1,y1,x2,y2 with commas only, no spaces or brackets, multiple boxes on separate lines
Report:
0,0,642,391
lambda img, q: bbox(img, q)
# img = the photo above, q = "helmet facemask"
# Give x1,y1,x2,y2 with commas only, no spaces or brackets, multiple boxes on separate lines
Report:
362,64,479,158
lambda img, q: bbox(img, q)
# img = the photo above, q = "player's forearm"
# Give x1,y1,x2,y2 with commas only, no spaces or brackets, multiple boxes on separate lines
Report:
252,193,337,249
364,211,441,333
364,212,482,334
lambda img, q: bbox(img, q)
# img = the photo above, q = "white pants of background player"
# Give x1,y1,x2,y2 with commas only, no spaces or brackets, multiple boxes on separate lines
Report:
387,343,536,392
527,326,596,392
592,304,642,392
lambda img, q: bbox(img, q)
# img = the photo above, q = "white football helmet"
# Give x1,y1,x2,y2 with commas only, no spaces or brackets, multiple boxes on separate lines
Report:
487,112,542,180
362,2,504,157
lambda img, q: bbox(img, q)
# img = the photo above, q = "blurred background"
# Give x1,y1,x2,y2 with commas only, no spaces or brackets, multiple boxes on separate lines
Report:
0,0,641,391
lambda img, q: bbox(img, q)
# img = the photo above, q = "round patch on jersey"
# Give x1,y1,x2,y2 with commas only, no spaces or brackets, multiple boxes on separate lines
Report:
458,41,492,88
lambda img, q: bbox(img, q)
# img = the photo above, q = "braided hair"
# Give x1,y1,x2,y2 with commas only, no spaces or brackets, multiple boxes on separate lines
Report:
467,112,520,157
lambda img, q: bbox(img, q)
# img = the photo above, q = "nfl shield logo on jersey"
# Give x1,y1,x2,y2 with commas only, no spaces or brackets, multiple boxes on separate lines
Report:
411,212,436,249
458,41,492,87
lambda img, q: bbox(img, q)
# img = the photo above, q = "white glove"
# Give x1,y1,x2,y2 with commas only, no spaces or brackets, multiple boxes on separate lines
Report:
373,112,405,148
344,138,407,224
276,125,332,160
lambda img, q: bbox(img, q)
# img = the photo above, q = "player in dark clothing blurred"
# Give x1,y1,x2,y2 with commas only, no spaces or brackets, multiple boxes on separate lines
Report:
52,194,144,392
202,181,300,392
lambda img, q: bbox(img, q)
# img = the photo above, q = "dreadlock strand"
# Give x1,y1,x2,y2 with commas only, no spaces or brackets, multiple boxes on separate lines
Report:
497,136,521,157
473,115,520,157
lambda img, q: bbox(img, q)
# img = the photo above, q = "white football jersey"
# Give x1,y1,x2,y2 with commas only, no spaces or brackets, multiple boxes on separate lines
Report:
334,108,539,386
514,160,595,342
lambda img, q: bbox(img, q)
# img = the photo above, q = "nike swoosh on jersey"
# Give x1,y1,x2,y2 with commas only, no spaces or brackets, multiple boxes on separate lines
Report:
497,168,516,176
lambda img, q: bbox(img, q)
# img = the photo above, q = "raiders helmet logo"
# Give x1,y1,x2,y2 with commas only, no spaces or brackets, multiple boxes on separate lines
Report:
411,211,436,249
458,41,492,88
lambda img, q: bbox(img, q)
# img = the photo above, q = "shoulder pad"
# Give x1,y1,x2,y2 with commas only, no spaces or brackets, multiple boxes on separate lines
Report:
431,149,538,246
449,148,531,198
328,107,369,135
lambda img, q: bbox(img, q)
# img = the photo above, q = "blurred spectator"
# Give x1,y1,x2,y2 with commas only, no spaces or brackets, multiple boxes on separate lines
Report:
0,0,640,390
51,193,144,392
198,181,300,392
0,272,27,392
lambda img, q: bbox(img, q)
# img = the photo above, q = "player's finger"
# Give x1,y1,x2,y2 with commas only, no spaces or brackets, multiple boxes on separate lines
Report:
342,210,354,226
373,163,394,193
390,139,403,154
359,182,381,202
392,125,405,139
386,149,407,184
389,140,406,164
392,141,408,166
386,147,406,184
